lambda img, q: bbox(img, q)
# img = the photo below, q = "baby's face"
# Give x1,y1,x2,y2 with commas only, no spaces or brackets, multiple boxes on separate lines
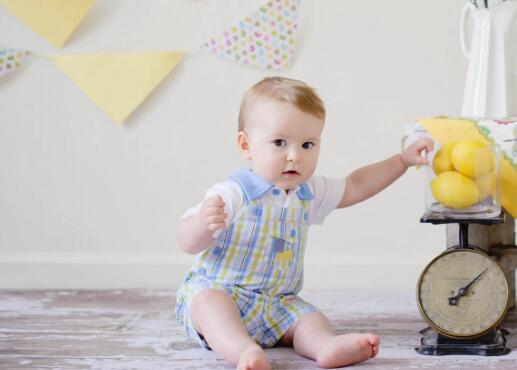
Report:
239,99,324,191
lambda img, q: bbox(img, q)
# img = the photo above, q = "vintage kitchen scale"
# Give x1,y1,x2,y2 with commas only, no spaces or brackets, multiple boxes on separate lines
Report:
414,137,514,356
411,0,517,355
416,211,511,356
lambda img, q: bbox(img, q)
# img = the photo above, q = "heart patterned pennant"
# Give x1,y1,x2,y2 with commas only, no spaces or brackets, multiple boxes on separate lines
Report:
202,0,301,70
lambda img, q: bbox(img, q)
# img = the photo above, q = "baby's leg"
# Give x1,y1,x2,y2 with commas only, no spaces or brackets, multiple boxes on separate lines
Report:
288,311,380,368
190,288,270,370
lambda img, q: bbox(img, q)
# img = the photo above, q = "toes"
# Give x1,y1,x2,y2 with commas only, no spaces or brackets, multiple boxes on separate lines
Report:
359,335,380,358
366,333,381,356
367,333,381,346
246,352,270,370
248,357,264,370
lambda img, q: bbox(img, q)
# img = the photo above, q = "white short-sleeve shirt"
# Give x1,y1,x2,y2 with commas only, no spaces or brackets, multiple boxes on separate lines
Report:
183,172,346,236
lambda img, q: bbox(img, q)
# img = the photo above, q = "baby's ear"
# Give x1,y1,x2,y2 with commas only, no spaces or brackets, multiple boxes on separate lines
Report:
237,131,252,160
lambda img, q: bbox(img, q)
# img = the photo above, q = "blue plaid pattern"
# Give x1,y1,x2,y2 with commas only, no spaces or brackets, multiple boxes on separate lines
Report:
176,171,319,348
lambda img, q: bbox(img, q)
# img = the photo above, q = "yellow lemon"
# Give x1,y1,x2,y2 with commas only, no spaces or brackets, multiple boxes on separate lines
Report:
431,171,480,209
476,172,495,201
451,139,494,178
433,142,456,175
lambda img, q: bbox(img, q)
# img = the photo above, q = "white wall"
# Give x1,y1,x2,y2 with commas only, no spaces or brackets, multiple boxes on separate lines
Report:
0,0,508,290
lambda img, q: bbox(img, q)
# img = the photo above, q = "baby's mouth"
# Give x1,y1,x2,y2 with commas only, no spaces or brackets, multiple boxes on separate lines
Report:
283,170,300,175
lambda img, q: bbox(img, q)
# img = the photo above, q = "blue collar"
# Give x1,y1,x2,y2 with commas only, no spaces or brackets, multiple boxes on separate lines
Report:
228,168,313,202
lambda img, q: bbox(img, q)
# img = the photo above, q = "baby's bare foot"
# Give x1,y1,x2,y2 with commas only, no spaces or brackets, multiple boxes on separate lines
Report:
316,333,380,368
236,345,270,370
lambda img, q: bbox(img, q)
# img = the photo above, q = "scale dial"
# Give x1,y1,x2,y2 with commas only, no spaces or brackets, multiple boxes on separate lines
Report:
417,248,509,339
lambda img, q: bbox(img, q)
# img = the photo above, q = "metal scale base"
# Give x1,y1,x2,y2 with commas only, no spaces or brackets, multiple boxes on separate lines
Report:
416,327,510,356
415,211,511,356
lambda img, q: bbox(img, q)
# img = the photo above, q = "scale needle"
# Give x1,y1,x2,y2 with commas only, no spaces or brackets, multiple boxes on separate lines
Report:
448,268,488,306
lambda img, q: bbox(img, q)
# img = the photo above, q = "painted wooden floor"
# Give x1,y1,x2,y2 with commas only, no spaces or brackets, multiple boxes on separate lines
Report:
1,289,517,369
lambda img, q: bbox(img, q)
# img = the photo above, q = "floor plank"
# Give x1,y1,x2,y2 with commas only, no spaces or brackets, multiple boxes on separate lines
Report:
1,289,516,369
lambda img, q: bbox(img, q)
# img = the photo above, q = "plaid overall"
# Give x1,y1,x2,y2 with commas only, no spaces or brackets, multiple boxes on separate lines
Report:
175,170,319,348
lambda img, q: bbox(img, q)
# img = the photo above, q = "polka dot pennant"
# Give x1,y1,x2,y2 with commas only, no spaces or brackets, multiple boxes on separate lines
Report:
202,0,301,70
0,48,30,78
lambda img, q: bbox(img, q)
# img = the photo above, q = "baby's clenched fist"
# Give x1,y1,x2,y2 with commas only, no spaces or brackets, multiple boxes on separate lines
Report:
401,138,434,167
200,195,227,232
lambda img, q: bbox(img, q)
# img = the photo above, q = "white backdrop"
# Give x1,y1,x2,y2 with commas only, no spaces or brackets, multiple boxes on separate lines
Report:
1,0,513,290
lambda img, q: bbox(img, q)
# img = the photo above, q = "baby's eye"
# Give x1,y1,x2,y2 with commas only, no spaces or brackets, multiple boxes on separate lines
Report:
273,139,286,147
302,142,315,149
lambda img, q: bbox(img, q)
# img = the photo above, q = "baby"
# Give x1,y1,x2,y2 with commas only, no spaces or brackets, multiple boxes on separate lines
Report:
176,77,432,369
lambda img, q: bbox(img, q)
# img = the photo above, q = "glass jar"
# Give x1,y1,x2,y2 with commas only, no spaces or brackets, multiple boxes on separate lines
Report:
425,138,501,218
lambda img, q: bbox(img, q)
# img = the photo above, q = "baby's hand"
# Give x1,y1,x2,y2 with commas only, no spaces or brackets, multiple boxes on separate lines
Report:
401,138,434,167
199,195,227,232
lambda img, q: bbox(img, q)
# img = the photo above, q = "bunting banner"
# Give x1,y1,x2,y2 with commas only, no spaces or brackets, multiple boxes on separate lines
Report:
0,47,30,78
418,117,517,218
0,0,302,123
202,0,301,70
0,0,95,48
50,52,185,123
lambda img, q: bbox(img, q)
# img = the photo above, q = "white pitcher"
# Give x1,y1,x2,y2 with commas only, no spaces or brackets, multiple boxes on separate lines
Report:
460,0,517,117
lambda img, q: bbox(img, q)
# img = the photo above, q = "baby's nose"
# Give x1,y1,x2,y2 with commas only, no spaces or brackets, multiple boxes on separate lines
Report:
287,149,301,162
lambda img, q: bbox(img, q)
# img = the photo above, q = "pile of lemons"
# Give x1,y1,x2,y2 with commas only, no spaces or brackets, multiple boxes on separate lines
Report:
431,139,495,209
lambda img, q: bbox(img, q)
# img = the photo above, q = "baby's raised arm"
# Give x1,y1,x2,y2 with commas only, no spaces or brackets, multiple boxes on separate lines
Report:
337,138,433,208
177,195,227,254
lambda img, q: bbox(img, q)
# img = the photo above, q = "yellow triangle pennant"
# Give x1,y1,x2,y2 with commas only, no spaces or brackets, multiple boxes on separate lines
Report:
0,0,95,48
50,51,185,123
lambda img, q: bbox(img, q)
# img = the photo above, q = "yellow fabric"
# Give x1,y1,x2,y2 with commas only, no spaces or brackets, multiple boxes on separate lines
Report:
419,117,517,218
0,0,95,48
50,51,185,123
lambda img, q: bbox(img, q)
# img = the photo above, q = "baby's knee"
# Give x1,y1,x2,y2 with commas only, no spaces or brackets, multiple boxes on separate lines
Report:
190,290,228,331
192,288,230,306
189,288,240,335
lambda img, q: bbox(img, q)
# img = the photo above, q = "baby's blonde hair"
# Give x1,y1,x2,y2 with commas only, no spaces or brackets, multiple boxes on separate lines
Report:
238,77,326,132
